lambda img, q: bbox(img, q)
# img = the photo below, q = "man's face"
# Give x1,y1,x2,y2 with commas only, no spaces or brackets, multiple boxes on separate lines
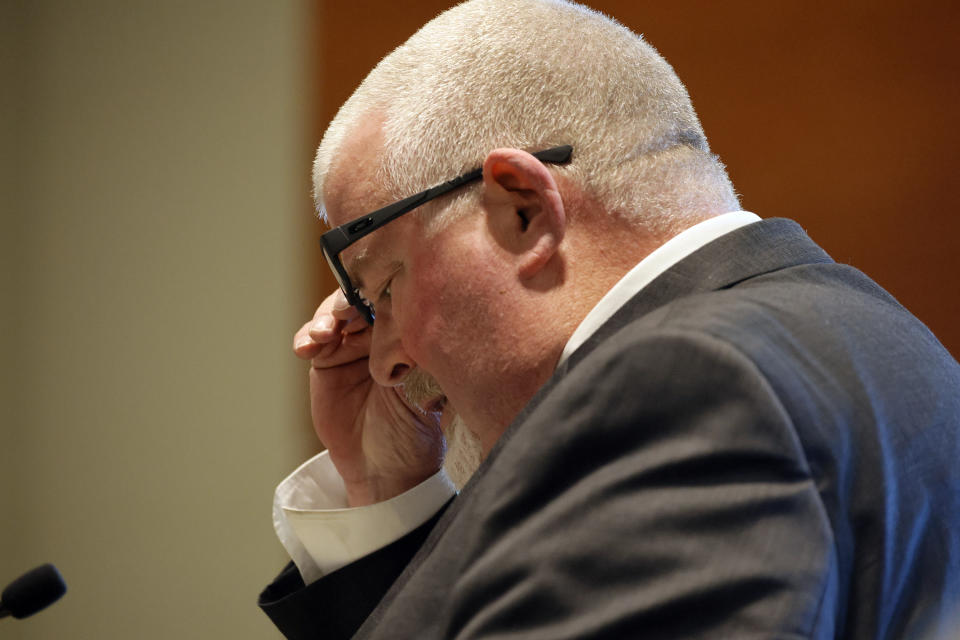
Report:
323,120,545,452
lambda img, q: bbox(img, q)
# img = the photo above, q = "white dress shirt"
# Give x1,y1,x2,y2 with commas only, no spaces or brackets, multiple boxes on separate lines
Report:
274,211,761,584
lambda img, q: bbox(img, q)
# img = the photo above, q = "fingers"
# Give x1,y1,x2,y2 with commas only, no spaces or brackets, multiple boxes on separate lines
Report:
331,291,368,334
293,289,372,368
293,290,348,357
330,289,353,318
341,315,368,335
293,317,328,359
313,329,371,368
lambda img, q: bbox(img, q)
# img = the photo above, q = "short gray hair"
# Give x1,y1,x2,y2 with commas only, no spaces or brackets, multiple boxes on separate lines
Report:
314,0,739,236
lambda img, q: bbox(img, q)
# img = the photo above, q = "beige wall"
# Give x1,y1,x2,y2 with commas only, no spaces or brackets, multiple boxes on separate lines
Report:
2,1,317,637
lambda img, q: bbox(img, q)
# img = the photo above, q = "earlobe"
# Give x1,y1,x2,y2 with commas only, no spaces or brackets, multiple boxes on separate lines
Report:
482,148,567,281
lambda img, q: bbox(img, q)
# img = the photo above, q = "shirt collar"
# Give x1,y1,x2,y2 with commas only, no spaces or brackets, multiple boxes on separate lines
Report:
558,211,761,365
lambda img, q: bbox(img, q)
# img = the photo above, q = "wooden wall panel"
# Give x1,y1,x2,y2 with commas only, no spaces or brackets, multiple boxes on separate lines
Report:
312,1,960,357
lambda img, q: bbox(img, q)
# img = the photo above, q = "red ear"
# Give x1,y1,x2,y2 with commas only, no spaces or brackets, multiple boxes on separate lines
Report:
481,148,566,280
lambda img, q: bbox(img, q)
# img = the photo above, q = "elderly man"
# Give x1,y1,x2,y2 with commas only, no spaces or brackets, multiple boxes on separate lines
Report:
259,1,960,638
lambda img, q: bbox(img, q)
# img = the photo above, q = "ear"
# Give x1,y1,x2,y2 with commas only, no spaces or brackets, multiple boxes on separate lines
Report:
481,148,566,280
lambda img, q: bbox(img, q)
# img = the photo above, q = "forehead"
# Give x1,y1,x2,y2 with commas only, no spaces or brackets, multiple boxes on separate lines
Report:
323,113,391,227
323,114,407,286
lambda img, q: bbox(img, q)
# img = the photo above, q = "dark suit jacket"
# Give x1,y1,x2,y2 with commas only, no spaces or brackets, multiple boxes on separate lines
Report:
260,219,960,639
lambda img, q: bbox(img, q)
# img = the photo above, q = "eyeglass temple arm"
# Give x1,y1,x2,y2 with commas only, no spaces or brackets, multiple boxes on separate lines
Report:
323,145,573,252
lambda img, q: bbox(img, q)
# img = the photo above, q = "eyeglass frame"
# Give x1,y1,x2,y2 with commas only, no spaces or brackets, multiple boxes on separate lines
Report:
319,145,573,324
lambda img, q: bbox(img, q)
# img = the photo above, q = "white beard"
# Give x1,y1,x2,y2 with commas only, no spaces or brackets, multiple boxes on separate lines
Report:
442,413,484,491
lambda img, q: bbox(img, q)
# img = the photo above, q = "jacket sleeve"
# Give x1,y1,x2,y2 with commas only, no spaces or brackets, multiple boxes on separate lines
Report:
258,500,450,639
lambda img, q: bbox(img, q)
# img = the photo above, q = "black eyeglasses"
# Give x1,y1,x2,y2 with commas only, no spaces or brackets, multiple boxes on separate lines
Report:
320,145,573,324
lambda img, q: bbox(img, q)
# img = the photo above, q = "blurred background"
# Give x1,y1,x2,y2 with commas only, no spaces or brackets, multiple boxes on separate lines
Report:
2,1,957,638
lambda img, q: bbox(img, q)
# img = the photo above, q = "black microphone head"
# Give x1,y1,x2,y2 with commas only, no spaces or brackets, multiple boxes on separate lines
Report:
1,564,67,619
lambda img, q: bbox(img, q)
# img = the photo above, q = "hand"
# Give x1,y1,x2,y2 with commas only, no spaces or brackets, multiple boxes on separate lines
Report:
293,290,445,506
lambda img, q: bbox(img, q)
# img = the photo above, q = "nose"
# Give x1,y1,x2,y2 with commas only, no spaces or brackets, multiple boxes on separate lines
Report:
368,311,415,387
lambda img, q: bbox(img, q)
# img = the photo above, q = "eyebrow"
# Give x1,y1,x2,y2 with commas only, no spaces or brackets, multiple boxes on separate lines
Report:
345,248,372,290
346,252,402,293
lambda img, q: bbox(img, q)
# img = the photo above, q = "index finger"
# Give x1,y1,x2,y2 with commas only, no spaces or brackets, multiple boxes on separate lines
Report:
294,289,373,368
293,290,350,359
329,289,370,334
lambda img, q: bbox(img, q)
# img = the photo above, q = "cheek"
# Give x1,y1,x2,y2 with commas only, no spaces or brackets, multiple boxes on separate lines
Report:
397,265,463,366
397,240,494,372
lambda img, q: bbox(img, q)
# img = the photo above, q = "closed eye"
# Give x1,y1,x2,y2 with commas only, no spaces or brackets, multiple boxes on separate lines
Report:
372,279,393,317
357,278,391,319
358,260,401,317
373,268,400,316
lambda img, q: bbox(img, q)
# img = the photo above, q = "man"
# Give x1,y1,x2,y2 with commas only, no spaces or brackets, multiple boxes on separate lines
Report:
259,0,960,637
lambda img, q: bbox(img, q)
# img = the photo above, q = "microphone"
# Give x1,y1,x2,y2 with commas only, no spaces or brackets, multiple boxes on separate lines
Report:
0,564,67,620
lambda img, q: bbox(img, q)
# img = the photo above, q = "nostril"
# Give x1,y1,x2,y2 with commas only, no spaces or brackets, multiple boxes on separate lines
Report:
391,363,411,381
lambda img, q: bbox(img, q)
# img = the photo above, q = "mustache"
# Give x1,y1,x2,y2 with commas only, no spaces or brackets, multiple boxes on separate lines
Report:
401,368,445,412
